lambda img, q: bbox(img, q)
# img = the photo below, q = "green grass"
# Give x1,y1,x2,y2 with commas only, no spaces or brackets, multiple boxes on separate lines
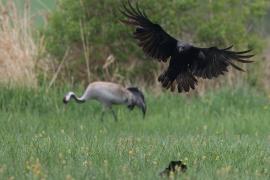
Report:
0,86,270,179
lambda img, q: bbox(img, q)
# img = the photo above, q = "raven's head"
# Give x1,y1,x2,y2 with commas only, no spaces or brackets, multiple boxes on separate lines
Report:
177,41,191,53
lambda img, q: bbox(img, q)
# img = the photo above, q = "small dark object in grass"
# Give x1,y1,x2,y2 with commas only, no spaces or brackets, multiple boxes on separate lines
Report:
159,160,187,177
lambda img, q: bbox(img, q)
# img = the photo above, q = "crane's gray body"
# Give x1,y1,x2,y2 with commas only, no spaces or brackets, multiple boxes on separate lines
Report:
63,81,146,121
82,82,131,107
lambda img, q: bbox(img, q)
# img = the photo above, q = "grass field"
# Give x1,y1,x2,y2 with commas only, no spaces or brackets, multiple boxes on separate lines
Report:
0,86,270,179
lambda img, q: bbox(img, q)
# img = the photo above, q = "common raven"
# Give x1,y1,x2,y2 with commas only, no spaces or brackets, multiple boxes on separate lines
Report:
120,1,254,92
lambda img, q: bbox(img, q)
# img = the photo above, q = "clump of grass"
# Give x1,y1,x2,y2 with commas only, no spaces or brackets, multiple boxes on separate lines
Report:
0,0,42,87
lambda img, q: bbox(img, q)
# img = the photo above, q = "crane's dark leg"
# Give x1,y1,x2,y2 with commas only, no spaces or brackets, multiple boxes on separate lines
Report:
100,111,105,122
100,105,117,122
100,105,107,122
110,108,118,122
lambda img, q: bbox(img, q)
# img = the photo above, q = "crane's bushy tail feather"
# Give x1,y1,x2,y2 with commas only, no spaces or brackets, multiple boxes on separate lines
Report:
127,87,146,118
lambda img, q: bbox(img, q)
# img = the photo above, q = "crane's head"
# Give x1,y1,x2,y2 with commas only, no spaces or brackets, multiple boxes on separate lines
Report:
127,87,146,118
63,92,75,104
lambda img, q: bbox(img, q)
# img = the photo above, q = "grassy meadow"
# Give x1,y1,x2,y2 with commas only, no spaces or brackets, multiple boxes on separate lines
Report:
0,86,270,179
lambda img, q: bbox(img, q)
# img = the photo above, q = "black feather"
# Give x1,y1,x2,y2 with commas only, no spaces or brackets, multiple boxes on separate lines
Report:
160,161,187,177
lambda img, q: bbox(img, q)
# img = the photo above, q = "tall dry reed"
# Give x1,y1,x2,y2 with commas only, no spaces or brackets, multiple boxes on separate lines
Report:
0,0,39,87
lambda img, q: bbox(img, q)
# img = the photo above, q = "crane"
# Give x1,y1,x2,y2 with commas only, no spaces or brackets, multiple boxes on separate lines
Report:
63,81,146,121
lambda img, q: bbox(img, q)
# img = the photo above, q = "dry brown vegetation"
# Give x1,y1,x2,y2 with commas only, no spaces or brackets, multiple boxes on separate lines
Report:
0,1,43,87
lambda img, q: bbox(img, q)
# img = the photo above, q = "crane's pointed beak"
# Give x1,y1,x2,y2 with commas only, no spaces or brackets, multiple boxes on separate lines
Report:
63,97,68,104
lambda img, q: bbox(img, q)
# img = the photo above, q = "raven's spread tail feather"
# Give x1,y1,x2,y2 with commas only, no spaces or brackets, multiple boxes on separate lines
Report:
158,71,198,93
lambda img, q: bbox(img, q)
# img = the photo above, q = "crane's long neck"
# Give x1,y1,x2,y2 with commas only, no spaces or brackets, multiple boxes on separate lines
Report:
71,93,85,103
64,91,86,104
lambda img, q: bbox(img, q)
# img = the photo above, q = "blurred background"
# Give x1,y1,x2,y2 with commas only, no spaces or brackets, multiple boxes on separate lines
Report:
0,0,270,94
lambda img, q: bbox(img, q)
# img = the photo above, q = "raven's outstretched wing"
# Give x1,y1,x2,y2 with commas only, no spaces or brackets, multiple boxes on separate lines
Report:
120,1,177,62
158,45,254,92
189,46,254,79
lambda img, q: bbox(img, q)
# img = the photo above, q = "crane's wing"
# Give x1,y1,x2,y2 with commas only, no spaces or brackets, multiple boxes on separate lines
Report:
188,46,254,79
120,1,177,62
